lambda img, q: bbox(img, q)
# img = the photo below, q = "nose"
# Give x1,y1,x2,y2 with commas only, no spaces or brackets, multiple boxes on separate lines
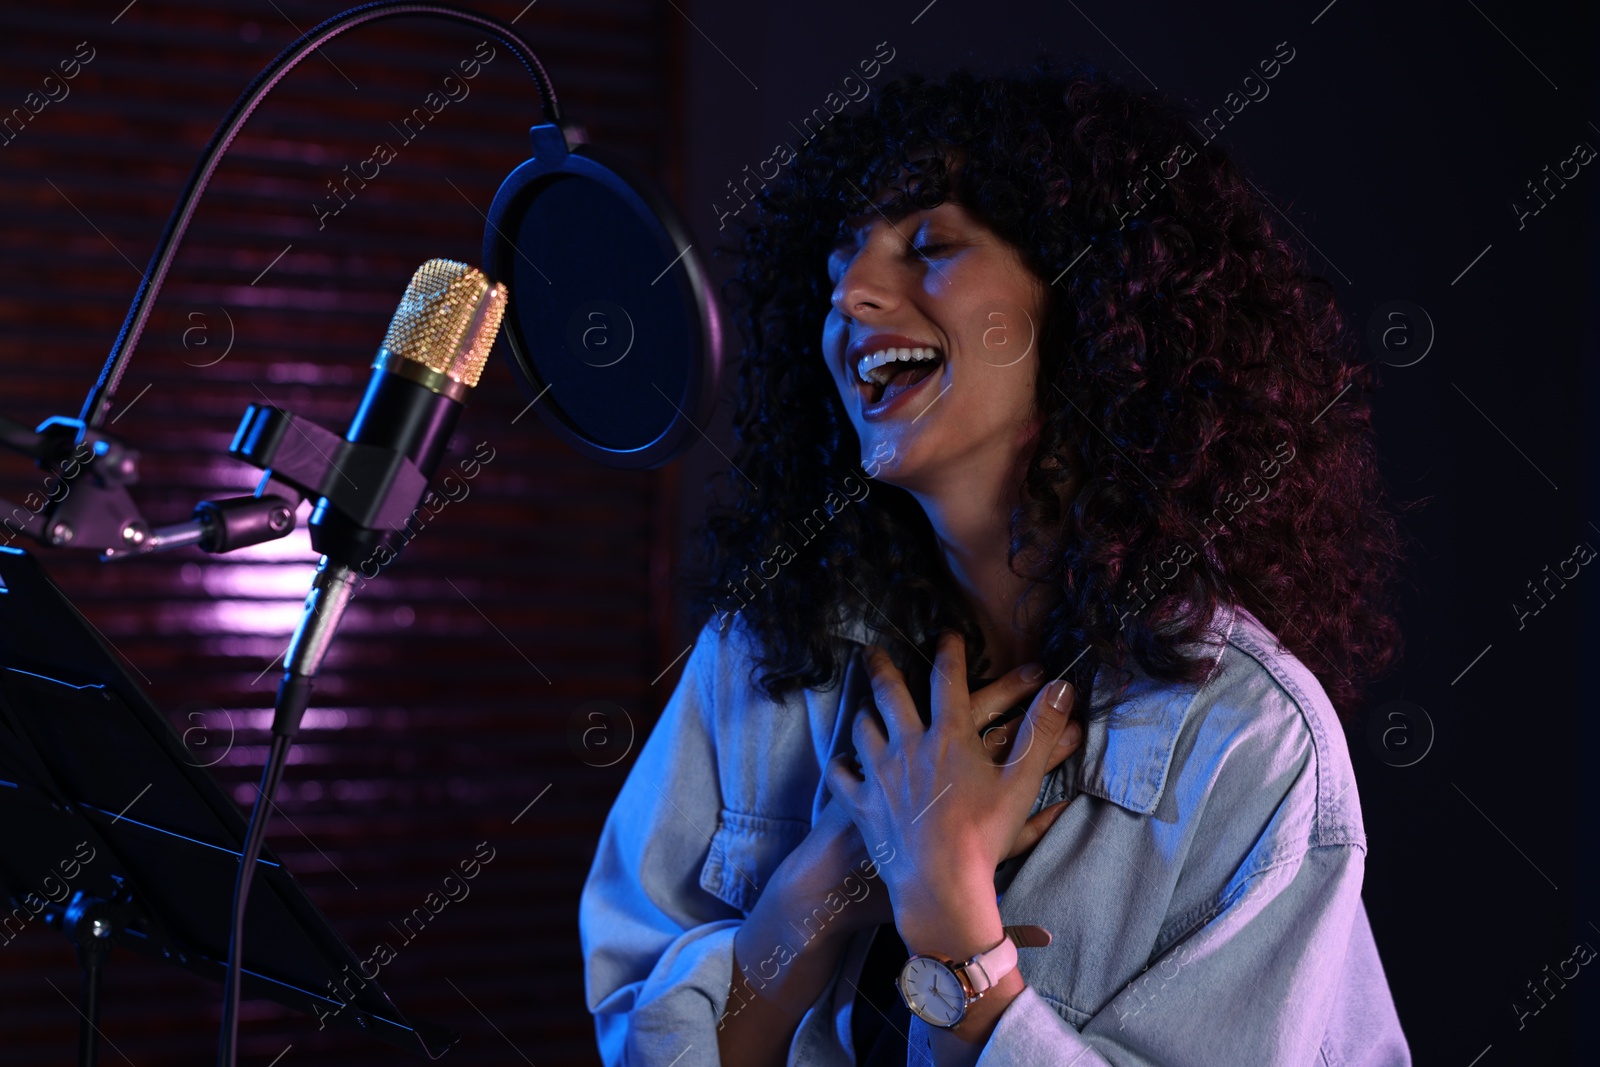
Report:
830,237,899,321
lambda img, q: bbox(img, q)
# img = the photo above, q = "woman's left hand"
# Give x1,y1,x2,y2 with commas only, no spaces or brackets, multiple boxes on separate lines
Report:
824,631,1079,954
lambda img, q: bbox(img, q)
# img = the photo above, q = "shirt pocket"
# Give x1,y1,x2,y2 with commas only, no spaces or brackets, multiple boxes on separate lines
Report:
699,808,812,914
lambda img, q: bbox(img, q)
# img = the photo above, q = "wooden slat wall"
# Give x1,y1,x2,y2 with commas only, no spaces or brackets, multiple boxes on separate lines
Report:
0,2,683,1063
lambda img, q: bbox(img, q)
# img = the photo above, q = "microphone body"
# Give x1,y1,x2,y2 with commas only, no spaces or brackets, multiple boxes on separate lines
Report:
308,370,463,572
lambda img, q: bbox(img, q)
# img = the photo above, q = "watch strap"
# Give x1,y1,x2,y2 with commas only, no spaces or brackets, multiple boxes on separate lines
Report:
960,934,1018,996
1003,923,1053,949
958,924,1051,996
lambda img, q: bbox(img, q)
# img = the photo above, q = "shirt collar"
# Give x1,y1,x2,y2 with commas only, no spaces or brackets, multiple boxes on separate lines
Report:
828,600,1239,817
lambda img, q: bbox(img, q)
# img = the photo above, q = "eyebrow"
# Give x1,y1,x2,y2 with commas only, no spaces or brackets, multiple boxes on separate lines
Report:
834,203,933,246
828,199,954,283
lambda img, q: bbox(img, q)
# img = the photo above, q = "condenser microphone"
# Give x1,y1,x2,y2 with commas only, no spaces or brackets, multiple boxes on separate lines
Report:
283,258,506,686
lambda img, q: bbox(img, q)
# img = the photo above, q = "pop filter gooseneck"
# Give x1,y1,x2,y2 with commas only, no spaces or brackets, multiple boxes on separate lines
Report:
77,0,563,434
482,126,724,469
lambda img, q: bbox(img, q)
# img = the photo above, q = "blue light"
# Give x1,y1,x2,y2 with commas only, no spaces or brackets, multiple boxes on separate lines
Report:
4,667,104,690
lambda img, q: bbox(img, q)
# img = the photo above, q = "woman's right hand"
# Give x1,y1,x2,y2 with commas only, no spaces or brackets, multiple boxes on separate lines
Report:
718,794,885,1062
759,791,895,943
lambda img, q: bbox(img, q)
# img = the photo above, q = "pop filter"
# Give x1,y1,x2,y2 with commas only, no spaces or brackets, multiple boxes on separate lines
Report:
483,124,723,470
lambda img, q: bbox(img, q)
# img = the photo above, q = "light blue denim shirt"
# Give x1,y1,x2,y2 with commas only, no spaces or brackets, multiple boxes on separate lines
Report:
579,600,1412,1065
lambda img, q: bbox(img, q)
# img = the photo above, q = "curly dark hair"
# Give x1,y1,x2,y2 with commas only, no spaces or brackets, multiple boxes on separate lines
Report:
688,60,1407,725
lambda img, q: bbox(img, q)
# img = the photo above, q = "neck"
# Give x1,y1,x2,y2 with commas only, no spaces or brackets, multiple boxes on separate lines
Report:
906,468,1044,679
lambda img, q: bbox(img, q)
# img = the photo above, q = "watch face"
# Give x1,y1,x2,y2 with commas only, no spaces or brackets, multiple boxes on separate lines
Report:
897,956,966,1027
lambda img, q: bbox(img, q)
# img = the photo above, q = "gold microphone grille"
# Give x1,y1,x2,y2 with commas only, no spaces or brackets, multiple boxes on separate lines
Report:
377,258,508,390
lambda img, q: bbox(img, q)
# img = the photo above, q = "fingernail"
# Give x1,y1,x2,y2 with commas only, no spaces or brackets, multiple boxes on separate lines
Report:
1065,720,1084,746
1019,662,1044,684
1046,680,1074,710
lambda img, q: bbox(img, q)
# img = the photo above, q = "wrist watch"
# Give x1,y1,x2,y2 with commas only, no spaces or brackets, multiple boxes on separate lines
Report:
895,924,1052,1028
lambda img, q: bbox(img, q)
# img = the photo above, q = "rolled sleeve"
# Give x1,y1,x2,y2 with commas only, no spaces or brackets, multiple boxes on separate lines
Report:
966,843,1372,1066
579,625,743,1067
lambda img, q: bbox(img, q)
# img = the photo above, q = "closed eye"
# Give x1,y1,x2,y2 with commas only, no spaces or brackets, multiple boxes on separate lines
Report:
910,241,960,262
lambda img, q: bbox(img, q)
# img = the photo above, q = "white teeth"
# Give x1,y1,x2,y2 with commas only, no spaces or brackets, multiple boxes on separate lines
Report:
855,346,943,386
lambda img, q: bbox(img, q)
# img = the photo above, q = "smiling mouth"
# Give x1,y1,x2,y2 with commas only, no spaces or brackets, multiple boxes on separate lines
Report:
855,346,945,406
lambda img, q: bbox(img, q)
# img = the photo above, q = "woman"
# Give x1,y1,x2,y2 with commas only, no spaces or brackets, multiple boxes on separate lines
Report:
580,62,1412,1065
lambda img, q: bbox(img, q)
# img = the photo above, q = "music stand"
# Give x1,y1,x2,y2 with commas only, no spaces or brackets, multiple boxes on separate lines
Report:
0,545,456,1062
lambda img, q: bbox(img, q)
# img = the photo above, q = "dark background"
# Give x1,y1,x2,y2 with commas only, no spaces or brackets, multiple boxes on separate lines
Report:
1,0,1596,1064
